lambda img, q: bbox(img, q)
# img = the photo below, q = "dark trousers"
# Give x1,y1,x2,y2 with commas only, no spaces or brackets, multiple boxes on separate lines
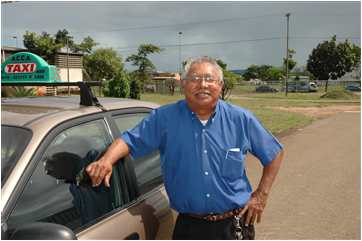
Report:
172,213,255,240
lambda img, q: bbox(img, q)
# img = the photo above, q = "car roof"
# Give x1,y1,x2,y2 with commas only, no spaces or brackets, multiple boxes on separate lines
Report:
2,96,159,127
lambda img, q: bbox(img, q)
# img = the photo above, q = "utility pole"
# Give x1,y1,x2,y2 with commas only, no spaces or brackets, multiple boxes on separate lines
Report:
285,13,290,96
66,38,70,96
178,31,182,74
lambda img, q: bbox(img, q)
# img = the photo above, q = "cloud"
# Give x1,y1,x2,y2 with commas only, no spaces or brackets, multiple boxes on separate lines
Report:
2,1,360,72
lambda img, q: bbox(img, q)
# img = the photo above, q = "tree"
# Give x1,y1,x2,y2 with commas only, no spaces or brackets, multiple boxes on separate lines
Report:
242,64,259,80
283,48,297,73
307,35,361,92
264,67,284,81
126,44,162,89
216,59,241,100
337,40,361,75
243,64,280,81
257,65,273,80
103,70,130,98
23,30,97,61
23,31,63,61
216,59,227,70
129,79,141,99
55,29,74,48
83,48,123,82
72,36,98,54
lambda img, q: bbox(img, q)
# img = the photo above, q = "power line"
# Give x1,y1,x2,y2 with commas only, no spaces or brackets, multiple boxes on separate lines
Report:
70,14,283,34
2,13,282,36
67,13,360,35
113,36,360,52
3,11,357,37
117,37,281,50
64,12,360,35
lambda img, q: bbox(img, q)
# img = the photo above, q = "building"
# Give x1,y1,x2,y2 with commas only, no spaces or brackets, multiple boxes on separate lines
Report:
149,72,180,94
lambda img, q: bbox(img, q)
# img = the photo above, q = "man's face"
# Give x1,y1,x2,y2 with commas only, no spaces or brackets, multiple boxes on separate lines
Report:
183,62,223,109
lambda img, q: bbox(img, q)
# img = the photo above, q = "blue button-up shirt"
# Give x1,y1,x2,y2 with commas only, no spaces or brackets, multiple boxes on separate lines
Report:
121,99,283,214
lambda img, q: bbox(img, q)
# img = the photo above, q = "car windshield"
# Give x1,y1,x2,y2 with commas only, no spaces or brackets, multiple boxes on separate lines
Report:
1,125,32,185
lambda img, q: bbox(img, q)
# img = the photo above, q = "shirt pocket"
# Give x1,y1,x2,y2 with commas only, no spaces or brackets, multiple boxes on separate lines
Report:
221,149,245,181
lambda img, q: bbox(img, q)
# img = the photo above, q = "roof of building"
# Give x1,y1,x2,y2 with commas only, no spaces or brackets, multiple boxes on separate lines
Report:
1,46,27,52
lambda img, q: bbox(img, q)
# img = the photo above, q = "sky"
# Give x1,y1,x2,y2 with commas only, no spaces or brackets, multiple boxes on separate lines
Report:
1,1,361,72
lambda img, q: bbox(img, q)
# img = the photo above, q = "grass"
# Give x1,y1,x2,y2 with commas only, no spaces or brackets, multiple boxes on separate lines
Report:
141,93,184,105
141,88,360,136
320,90,358,100
252,108,313,134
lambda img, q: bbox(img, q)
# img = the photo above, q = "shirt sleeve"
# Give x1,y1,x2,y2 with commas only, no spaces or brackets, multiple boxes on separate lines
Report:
120,109,163,159
246,111,283,166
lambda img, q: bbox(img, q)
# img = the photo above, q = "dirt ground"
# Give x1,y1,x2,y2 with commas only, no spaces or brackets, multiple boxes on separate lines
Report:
246,110,361,239
272,105,361,118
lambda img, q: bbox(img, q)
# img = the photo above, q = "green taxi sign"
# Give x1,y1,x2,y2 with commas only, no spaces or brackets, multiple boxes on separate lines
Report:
1,52,60,83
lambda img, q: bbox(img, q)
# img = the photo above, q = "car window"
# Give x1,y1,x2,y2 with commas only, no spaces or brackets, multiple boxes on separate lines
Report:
1,126,32,185
113,113,148,132
8,119,122,232
113,113,163,195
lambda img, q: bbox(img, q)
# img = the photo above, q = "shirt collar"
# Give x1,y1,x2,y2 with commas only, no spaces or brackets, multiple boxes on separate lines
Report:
181,99,220,122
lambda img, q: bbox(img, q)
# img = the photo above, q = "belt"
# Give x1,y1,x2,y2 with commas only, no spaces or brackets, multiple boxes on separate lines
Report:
184,207,244,222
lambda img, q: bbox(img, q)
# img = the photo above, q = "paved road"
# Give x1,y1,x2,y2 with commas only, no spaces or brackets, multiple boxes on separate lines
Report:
246,111,361,239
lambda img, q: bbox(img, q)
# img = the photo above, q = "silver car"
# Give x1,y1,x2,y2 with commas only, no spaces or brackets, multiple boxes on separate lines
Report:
1,96,175,239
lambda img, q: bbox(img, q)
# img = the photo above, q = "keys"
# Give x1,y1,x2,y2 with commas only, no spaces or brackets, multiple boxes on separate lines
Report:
233,215,243,240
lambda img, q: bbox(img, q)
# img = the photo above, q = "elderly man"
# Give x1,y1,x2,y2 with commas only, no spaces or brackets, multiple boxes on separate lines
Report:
86,56,284,240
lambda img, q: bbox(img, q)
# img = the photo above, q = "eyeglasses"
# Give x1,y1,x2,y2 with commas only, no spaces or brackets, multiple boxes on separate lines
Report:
187,75,220,84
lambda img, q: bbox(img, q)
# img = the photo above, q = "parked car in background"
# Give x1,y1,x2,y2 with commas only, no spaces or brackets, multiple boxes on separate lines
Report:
281,81,318,92
249,78,266,85
1,96,175,240
255,85,278,93
345,85,361,92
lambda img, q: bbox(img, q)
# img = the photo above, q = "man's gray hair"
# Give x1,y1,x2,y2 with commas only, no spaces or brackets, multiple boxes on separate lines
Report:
181,56,224,83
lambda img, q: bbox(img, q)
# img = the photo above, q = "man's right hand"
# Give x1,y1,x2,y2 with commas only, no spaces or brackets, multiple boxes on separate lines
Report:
86,157,113,187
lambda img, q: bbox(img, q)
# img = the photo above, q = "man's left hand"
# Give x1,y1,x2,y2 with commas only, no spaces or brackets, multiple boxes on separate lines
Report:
240,190,268,225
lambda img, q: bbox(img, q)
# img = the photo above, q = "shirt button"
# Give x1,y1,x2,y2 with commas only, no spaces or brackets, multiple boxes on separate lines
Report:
202,129,206,133
206,193,210,198
205,171,209,175
204,150,207,154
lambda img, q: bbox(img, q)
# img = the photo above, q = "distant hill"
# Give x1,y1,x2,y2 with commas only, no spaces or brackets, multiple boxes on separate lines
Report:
230,69,246,76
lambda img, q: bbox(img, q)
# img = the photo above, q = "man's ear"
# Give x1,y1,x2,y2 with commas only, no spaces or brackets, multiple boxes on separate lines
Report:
219,80,224,88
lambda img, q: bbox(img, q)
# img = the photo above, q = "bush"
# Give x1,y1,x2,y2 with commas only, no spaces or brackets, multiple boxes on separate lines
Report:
130,79,141,100
5,87,36,97
320,90,356,100
221,71,241,100
103,72,130,98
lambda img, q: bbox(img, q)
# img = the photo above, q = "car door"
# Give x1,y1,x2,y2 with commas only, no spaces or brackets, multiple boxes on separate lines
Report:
106,108,176,240
4,114,141,240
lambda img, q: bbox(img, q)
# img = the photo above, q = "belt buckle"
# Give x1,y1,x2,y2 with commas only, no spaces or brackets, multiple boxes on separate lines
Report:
204,213,218,222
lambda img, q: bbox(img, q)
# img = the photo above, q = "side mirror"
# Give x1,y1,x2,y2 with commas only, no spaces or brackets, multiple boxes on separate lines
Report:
9,222,77,240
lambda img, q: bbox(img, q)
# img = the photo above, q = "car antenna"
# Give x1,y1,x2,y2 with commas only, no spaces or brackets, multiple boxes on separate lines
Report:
78,81,106,111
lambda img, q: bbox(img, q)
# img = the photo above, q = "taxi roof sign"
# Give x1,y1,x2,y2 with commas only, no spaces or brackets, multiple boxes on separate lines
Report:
1,52,61,83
